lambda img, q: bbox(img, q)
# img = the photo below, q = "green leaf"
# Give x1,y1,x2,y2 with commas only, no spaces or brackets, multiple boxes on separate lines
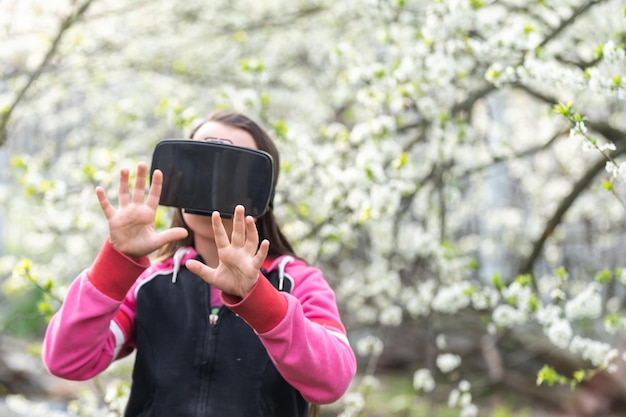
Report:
463,286,476,296
537,365,560,386
552,102,573,117
240,58,265,73
233,30,246,43
273,120,288,138
37,300,53,314
554,266,568,280
574,112,584,123
492,272,504,290
393,152,409,169
10,155,28,170
486,68,501,80
467,258,479,270
611,76,623,90
605,313,621,326
515,274,532,287
172,60,187,75
593,44,604,59
595,268,613,284
297,203,310,217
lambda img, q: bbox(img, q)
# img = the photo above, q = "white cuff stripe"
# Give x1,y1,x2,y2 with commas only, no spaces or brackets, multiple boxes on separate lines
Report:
110,320,126,360
326,328,350,346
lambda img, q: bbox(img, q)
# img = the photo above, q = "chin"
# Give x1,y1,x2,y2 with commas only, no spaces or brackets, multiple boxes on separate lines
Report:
183,211,233,238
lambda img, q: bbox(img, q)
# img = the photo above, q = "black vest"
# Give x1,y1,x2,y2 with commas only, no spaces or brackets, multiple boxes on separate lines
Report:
124,263,307,417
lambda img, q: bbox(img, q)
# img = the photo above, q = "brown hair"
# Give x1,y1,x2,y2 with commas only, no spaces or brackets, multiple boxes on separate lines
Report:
156,111,297,260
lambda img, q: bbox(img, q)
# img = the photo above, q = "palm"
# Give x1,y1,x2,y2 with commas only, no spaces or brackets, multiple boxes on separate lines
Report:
96,162,187,258
107,203,159,255
186,206,269,299
211,239,262,296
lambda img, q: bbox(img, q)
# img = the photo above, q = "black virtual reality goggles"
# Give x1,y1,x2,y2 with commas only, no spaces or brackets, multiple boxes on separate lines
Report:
150,139,275,218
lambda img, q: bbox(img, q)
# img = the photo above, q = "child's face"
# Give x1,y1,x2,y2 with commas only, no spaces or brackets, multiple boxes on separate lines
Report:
191,121,258,149
182,122,258,241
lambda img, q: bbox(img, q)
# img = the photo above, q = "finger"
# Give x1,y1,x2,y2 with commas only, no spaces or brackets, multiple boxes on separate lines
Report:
253,239,270,270
146,169,162,209
185,259,216,285
132,162,148,204
230,205,246,247
154,227,188,248
95,186,116,220
244,215,259,253
118,168,130,207
211,211,231,249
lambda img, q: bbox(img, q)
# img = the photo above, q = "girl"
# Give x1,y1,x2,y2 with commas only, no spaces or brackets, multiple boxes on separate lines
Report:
42,111,356,417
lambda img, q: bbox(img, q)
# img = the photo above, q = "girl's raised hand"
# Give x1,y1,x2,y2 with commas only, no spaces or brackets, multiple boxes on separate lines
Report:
186,205,270,299
96,162,188,259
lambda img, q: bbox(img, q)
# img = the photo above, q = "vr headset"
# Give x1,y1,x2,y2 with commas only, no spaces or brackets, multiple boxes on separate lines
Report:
150,139,275,218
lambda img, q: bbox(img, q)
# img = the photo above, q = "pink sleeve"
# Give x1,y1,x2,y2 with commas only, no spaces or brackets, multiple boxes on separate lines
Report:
42,240,148,381
222,261,356,404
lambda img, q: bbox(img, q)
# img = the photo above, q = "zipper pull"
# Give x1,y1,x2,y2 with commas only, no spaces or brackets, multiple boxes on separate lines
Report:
209,307,221,325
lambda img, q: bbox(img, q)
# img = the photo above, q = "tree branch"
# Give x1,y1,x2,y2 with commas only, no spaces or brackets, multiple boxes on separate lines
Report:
537,0,608,50
0,0,96,147
518,121,626,276
459,127,567,177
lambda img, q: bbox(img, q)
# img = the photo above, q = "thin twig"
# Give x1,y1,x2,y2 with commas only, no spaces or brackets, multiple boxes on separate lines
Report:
0,0,96,146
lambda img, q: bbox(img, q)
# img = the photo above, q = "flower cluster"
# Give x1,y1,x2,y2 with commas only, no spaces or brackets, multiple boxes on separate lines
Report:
2,1,626,417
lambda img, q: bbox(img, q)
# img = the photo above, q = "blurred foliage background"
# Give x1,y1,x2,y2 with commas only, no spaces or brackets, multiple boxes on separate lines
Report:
1,0,626,416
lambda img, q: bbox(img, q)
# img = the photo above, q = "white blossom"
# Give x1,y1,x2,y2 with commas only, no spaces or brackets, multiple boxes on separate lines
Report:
604,316,626,335
458,380,471,392
403,285,433,317
545,318,573,349
501,281,533,312
436,334,448,350
448,388,460,408
598,142,617,152
603,40,626,62
379,305,403,326
413,368,436,392
605,161,626,182
431,282,472,314
461,404,478,417
471,287,501,310
565,283,603,321
5,395,69,417
436,353,462,374
342,392,365,415
569,336,618,368
570,121,588,139
492,304,527,328
535,304,563,327
356,335,384,357
550,288,566,301
4,3,626,417
360,375,381,390
459,392,472,407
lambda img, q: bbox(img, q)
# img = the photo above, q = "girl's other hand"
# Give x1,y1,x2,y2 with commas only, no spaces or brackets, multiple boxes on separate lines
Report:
96,162,188,259
186,205,269,299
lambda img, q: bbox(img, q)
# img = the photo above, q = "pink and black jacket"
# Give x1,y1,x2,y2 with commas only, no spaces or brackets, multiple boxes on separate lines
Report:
43,240,356,417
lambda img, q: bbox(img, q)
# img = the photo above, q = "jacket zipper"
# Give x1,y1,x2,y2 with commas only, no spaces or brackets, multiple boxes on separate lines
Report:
209,306,221,326
197,285,220,416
